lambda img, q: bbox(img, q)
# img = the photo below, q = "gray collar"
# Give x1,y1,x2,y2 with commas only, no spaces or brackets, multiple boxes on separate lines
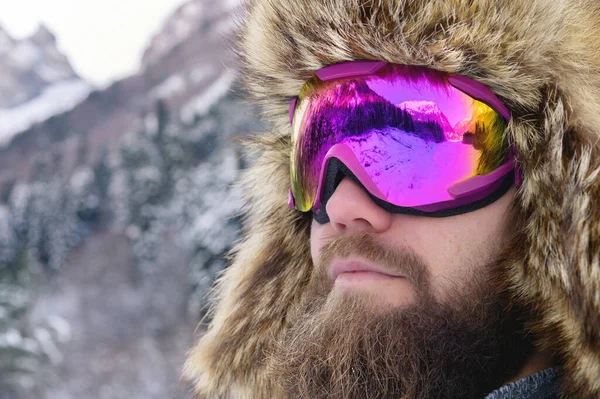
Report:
484,368,557,399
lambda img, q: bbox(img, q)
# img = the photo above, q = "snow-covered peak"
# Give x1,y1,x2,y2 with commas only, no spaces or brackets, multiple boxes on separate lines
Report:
0,22,89,141
9,24,59,70
398,100,444,119
0,25,15,54
453,117,474,135
142,0,204,67
141,0,237,69
4,24,69,74
10,40,42,69
0,22,84,110
30,24,57,47
0,25,10,38
397,100,455,136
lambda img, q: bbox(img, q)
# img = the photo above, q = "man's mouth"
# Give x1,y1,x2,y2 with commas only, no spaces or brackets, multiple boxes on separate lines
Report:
329,258,406,284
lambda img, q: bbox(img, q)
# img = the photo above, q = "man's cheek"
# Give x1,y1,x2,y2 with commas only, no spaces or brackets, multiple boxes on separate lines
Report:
310,220,325,263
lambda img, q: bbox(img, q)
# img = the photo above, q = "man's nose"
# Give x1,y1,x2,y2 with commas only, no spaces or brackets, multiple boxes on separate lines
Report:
325,177,393,234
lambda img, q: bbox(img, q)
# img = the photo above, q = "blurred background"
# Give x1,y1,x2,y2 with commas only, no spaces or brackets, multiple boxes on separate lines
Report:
0,1,263,398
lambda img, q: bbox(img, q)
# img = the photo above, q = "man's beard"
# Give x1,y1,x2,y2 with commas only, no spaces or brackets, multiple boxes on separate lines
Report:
265,233,534,399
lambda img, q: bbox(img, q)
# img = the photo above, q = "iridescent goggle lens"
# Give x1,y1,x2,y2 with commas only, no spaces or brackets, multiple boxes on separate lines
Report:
289,61,514,216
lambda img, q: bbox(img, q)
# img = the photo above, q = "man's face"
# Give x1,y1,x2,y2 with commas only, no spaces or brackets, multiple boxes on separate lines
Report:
310,178,517,307
266,177,534,398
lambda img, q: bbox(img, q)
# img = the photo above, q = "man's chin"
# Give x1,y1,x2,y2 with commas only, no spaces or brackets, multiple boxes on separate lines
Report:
266,281,534,399
330,274,417,308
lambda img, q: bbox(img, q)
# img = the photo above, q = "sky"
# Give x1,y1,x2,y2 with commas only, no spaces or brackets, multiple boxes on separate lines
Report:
0,0,191,87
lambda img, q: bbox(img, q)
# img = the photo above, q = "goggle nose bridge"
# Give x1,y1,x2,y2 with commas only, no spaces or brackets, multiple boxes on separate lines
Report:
312,156,382,225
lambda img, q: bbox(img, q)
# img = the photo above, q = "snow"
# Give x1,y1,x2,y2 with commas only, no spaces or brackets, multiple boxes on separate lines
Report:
31,25,55,46
0,29,13,54
189,65,216,84
69,166,95,195
144,113,159,135
134,165,162,184
225,0,243,10
0,79,92,147
172,19,193,39
142,0,240,69
214,16,237,35
46,315,72,343
147,37,171,65
0,205,12,240
453,117,474,136
10,40,41,68
180,69,236,123
144,5,198,67
36,62,72,83
398,100,455,136
183,1,203,17
2,328,23,347
175,145,242,254
150,74,186,99
33,327,63,364
399,100,443,116
342,127,478,205
0,205,16,264
126,224,142,241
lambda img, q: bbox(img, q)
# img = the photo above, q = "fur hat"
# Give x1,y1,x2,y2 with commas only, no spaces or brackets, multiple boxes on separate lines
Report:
184,0,600,397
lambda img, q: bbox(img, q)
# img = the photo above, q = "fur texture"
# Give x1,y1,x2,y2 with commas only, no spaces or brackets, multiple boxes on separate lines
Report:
184,0,600,397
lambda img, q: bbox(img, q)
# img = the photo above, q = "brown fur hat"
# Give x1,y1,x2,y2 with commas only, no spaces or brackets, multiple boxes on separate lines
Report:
184,0,600,397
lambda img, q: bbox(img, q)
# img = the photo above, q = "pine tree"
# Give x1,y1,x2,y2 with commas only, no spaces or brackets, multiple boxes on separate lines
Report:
0,206,48,396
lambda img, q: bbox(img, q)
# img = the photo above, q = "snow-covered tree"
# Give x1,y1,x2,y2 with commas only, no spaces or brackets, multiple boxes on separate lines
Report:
0,208,49,395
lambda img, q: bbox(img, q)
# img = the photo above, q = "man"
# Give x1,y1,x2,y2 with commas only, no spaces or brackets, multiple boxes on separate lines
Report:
184,0,600,398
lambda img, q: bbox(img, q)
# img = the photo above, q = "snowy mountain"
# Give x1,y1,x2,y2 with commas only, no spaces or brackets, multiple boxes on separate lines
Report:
397,100,456,139
0,1,260,397
0,24,88,107
142,0,240,68
453,117,475,138
0,25,16,55
0,80,91,147
141,0,242,122
0,24,92,146
0,0,243,186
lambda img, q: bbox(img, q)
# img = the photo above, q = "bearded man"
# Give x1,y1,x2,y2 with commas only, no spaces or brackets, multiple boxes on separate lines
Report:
183,1,600,398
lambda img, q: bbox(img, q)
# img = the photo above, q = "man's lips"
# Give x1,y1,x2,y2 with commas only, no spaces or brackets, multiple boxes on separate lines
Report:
329,258,406,282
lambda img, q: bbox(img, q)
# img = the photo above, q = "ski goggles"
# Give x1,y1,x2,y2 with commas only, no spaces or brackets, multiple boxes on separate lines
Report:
288,61,520,223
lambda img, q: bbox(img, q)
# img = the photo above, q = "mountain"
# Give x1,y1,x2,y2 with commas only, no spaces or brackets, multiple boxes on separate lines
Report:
453,117,479,144
0,0,244,190
0,24,92,146
0,23,88,107
326,80,393,108
140,0,241,123
397,100,457,139
0,25,16,55
0,1,261,398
